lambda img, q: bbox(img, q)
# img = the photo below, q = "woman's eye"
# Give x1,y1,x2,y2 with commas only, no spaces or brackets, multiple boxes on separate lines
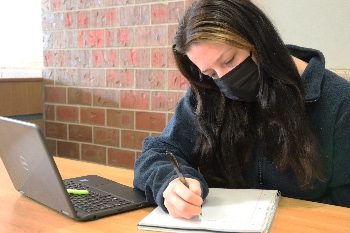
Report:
224,57,234,65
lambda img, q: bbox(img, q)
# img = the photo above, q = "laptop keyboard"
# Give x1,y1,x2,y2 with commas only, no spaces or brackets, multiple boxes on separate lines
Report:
64,180,133,213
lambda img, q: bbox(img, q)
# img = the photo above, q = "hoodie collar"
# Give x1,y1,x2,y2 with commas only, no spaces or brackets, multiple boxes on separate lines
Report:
287,45,325,102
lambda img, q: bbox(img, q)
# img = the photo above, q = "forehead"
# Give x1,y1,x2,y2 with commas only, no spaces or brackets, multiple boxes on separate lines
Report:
186,41,232,68
187,42,230,59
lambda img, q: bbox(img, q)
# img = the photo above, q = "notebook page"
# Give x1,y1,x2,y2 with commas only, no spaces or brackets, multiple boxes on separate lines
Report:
138,188,279,233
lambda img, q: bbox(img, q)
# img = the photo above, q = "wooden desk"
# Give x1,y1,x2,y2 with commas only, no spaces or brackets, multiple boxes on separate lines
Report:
1,157,350,233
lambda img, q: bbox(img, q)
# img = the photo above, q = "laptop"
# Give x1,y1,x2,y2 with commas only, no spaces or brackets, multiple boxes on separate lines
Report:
0,116,151,221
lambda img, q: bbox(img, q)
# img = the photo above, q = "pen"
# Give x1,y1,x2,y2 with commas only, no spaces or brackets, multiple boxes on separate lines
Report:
166,151,189,188
67,189,89,195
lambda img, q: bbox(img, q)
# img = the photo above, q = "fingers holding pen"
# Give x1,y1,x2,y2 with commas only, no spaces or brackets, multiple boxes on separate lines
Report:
163,178,203,219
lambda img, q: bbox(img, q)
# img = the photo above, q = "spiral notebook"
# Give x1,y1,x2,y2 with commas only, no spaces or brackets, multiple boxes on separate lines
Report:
138,188,280,233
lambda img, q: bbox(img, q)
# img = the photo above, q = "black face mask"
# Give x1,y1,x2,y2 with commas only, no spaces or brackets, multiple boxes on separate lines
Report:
213,53,260,102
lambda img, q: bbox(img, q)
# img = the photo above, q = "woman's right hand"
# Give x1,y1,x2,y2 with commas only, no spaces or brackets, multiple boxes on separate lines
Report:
163,178,203,219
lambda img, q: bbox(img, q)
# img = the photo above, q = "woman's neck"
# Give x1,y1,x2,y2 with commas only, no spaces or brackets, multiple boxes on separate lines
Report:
292,56,308,76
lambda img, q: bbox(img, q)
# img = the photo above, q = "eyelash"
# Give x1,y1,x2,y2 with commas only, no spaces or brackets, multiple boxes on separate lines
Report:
224,56,235,65
207,56,235,78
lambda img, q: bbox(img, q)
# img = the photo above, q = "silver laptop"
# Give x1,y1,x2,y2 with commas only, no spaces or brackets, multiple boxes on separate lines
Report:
0,116,151,221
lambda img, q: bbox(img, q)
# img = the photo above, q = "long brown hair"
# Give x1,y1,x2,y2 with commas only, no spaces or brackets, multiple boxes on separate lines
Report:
173,0,322,189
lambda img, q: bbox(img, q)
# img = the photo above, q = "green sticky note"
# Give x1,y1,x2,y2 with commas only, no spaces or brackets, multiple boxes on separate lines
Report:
67,189,89,195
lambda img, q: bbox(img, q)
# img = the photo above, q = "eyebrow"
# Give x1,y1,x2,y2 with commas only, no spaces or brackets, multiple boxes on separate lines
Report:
200,47,233,74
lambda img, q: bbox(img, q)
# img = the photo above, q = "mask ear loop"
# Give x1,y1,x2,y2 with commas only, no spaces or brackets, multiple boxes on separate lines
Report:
249,51,253,57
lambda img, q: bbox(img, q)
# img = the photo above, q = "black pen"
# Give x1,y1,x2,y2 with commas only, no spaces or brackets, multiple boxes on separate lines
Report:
166,151,189,188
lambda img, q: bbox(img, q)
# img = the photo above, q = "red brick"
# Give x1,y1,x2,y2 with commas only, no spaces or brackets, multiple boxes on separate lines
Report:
135,25,167,46
106,28,135,47
151,48,167,68
56,106,79,123
44,50,54,67
57,141,80,159
44,86,67,104
53,0,61,11
91,49,118,68
78,11,89,28
53,31,63,48
105,29,115,47
136,112,166,132
121,130,149,150
88,30,104,47
93,88,119,108
120,90,150,110
151,2,184,24
135,69,165,89
106,109,134,129
78,30,89,48
151,4,168,24
94,127,120,146
119,48,150,68
88,69,106,87
42,13,53,31
45,104,55,121
104,49,118,67
55,69,65,84
152,91,169,111
106,69,133,88
66,50,91,67
108,148,135,169
105,9,118,27
54,12,64,30
90,8,117,28
65,0,77,10
68,87,92,105
45,122,67,139
167,2,185,22
92,50,104,67
81,144,106,164
43,32,53,50
64,12,76,29
80,107,106,125
53,50,66,67
90,9,106,28
151,91,184,111
79,69,106,87
78,69,90,85
56,69,78,86
42,0,52,12
104,0,127,7
77,0,90,9
83,0,109,8
69,124,92,143
168,70,190,90
65,31,78,48
120,5,150,26
117,28,133,47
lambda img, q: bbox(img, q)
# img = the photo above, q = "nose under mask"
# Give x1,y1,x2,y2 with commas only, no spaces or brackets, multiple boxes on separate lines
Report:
213,54,260,102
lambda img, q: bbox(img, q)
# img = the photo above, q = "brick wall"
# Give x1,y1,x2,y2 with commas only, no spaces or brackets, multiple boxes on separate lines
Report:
41,0,195,169
41,0,350,170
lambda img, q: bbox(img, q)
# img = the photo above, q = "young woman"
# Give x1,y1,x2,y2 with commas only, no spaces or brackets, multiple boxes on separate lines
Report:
133,0,350,219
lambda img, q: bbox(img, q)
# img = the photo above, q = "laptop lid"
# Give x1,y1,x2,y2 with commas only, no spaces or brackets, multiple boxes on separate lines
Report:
0,116,151,221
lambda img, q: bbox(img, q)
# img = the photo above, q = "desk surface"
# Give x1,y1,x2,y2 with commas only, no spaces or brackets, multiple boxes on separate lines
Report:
1,157,350,233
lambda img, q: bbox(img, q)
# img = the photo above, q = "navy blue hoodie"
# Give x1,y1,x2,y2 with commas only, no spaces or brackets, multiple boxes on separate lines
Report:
133,45,350,210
